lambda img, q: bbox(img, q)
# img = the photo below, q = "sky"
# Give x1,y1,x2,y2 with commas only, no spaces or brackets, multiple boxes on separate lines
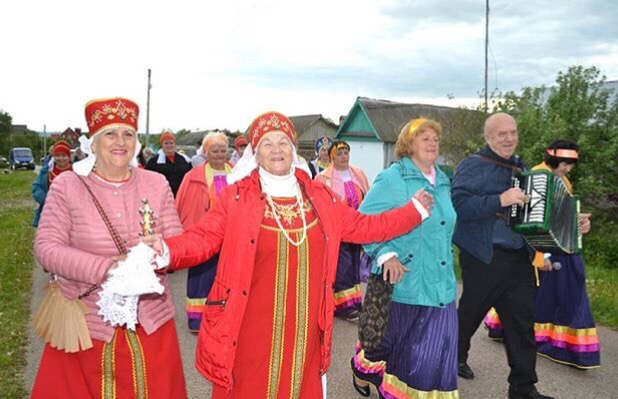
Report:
1,0,617,135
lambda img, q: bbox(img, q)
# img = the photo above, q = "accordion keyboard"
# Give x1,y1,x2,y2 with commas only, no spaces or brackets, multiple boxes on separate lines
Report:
525,173,548,223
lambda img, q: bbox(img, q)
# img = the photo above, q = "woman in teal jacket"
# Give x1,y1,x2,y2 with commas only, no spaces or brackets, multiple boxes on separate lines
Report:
351,118,458,399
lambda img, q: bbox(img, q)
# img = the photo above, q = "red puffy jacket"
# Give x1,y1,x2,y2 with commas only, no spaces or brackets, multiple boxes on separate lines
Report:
167,169,422,390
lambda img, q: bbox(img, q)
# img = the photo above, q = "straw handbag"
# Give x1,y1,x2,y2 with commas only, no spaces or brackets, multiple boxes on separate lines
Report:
32,176,128,353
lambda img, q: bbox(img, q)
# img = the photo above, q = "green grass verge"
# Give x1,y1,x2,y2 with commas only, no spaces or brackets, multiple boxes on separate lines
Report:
0,172,35,399
583,216,618,329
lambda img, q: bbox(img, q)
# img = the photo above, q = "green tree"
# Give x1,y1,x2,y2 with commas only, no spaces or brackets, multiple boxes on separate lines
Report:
175,129,191,141
0,110,12,156
496,65,618,210
440,106,486,166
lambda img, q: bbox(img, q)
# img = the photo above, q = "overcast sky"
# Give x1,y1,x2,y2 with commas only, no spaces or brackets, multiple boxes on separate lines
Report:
1,0,616,134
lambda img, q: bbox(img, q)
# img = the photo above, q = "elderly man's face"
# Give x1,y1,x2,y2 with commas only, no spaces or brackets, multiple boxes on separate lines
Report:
256,132,294,176
485,114,518,159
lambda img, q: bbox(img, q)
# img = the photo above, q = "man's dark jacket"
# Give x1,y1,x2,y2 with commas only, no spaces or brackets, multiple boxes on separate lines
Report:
451,145,528,264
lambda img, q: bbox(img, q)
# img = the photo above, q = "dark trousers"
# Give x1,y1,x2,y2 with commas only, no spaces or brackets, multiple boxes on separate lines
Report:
458,247,538,393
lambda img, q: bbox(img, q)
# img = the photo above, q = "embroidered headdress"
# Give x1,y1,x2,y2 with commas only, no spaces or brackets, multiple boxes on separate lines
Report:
74,97,141,176
248,111,297,148
314,136,333,155
84,97,139,138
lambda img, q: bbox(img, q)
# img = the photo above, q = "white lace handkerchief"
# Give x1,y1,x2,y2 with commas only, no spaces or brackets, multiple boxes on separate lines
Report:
97,242,165,330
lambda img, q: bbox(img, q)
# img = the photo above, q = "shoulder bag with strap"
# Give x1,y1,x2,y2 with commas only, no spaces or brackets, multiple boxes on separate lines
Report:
32,174,128,353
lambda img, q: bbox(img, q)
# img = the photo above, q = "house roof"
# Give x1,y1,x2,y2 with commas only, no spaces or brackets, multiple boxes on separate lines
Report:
175,130,234,147
339,97,471,143
289,114,338,135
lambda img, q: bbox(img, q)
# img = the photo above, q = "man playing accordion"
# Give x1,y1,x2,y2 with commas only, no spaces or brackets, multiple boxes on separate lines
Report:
485,140,599,370
451,113,554,399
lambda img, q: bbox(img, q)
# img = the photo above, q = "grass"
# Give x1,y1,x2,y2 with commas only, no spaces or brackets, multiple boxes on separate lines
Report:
583,216,618,329
0,171,35,399
586,265,618,328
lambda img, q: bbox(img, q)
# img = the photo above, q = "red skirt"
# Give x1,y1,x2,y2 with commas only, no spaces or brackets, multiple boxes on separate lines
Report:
31,320,186,399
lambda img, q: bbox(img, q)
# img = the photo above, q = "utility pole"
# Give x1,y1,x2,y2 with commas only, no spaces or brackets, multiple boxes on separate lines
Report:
145,68,152,147
43,124,47,156
484,0,490,115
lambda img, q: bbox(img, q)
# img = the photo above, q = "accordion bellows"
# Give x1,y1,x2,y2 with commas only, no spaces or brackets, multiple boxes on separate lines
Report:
508,170,582,254
32,280,93,353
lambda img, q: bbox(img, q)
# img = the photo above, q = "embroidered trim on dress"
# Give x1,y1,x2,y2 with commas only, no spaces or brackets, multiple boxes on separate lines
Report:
267,233,289,398
101,330,118,399
126,329,149,399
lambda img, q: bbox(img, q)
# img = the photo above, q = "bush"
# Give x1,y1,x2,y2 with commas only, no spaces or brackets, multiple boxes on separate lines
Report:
584,215,618,270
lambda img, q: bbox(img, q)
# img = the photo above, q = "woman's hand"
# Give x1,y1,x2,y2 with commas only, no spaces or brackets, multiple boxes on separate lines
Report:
539,259,553,272
105,255,127,278
382,257,409,284
413,188,434,212
579,213,591,235
141,234,164,255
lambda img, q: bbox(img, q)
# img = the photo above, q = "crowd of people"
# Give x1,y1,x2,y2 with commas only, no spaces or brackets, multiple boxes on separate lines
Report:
29,96,599,399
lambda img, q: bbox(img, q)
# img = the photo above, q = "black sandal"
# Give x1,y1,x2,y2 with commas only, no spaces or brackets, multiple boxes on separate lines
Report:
352,375,371,397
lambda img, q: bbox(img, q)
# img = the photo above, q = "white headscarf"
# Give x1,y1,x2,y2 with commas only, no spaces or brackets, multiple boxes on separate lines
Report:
73,130,142,176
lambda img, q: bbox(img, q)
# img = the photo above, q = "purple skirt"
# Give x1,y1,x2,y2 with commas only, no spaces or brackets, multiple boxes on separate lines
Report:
334,243,363,317
186,254,219,331
353,301,459,398
484,253,600,368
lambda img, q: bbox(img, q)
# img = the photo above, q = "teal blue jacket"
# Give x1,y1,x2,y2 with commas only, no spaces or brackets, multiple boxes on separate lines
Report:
360,157,457,308
32,164,50,227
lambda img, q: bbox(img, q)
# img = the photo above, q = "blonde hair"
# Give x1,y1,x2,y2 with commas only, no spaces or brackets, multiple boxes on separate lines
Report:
394,118,442,159
202,131,229,154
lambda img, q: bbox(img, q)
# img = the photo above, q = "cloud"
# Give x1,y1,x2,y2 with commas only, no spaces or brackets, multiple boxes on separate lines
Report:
1,0,616,133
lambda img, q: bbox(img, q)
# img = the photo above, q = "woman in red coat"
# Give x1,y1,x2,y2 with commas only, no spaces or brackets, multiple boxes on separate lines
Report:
144,111,433,398
176,131,233,331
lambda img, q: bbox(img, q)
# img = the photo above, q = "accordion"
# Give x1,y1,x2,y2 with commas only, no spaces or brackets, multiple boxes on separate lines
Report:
507,170,582,254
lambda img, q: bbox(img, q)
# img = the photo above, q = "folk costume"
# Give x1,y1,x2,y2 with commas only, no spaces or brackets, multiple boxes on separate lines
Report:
145,130,192,197
31,98,186,399
352,119,459,399
162,111,428,398
176,133,233,331
484,153,600,369
308,136,332,179
316,141,369,321
32,140,73,227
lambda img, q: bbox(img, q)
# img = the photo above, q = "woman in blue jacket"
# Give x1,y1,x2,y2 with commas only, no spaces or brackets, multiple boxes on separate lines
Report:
32,140,72,227
351,118,458,398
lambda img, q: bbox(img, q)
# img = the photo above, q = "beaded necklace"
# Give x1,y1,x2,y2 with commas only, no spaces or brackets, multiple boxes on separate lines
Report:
260,177,308,247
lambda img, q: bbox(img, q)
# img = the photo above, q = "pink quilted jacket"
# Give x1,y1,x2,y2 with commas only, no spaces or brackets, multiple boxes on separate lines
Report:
34,169,183,342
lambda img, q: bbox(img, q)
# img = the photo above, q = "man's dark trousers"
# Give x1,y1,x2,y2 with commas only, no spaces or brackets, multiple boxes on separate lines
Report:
457,246,538,393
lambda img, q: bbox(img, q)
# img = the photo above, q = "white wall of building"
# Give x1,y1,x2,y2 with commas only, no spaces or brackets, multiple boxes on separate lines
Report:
348,141,385,186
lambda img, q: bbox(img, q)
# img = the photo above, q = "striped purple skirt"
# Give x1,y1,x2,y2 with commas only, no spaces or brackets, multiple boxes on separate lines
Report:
484,253,600,368
334,242,363,318
352,301,459,398
186,254,219,331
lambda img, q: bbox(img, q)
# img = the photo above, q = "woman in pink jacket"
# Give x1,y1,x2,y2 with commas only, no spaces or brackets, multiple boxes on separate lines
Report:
31,97,187,399
316,140,370,321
